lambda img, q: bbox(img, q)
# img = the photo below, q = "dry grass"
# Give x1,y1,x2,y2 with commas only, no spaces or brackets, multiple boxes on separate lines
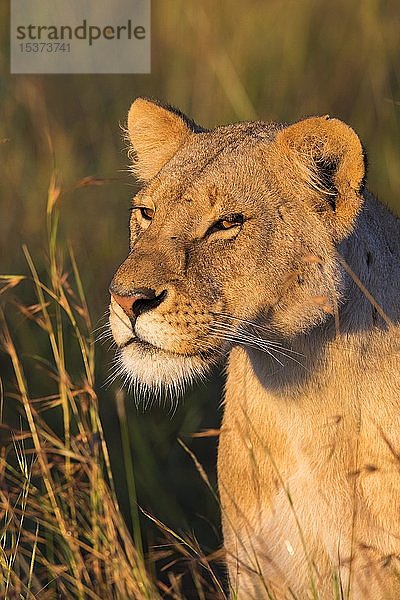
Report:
0,183,158,599
0,178,227,599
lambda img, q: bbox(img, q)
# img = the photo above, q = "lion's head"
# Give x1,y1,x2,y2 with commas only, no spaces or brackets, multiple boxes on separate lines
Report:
109,98,365,394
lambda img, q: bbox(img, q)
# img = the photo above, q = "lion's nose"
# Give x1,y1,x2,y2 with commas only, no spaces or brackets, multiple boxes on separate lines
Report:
109,286,167,321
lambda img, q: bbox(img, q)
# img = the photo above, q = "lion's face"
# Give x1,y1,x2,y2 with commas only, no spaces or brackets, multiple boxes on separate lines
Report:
109,99,365,393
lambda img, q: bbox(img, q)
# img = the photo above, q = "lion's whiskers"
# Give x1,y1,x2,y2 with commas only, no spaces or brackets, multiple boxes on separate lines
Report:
103,352,126,389
211,322,302,356
208,320,307,370
211,312,304,354
210,326,284,366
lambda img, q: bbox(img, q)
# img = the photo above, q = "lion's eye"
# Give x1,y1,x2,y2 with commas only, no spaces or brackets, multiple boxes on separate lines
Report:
138,207,154,221
132,205,155,229
208,213,244,235
219,219,240,230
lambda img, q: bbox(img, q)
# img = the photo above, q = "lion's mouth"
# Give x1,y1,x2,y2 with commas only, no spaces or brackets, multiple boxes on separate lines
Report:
119,336,162,353
119,335,219,361
119,336,138,349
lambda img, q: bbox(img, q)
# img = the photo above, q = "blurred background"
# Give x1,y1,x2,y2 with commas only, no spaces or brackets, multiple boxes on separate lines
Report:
0,0,399,596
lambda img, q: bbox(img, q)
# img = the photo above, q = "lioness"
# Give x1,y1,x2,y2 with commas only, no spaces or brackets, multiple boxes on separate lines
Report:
109,98,400,599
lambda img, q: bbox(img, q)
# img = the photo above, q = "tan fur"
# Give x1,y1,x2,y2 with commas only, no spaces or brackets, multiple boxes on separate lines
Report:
110,98,400,599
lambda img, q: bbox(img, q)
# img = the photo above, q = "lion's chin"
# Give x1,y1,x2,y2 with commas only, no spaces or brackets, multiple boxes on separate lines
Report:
115,338,213,397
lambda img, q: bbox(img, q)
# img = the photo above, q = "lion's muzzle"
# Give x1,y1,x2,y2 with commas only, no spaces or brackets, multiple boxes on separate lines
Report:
109,283,168,326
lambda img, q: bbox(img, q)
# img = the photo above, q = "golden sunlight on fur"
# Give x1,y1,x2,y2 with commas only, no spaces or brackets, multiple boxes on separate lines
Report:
109,97,400,599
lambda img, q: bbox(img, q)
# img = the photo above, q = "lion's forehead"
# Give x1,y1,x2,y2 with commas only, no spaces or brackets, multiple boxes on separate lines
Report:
141,148,272,219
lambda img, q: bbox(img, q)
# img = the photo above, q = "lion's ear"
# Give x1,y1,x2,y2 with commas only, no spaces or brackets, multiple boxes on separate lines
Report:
127,98,203,181
274,116,366,240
